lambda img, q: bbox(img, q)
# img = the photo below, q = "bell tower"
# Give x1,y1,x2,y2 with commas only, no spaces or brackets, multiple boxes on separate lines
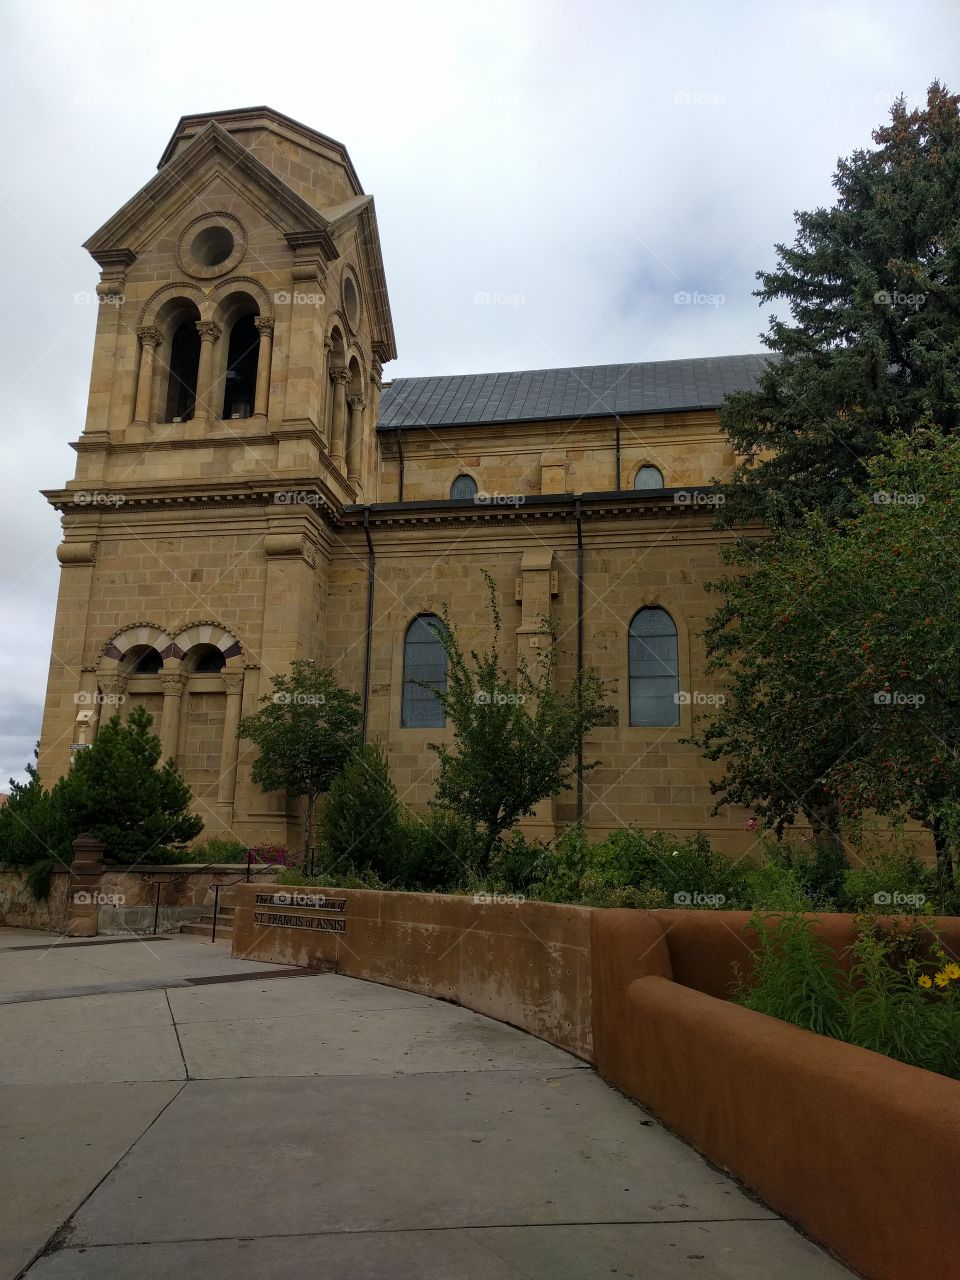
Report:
38,107,396,844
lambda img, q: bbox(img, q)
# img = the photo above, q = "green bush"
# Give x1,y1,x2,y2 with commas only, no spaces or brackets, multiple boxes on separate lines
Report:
733,912,960,1080
318,741,406,880
841,845,933,913
396,808,483,892
0,757,71,898
181,836,248,864
760,837,847,907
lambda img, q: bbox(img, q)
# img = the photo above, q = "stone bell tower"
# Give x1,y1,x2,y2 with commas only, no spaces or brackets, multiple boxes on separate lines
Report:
38,107,396,845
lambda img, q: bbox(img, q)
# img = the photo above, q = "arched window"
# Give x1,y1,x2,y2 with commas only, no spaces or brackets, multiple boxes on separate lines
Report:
165,320,200,422
450,474,478,501
184,643,226,674
122,645,163,675
402,615,448,728
221,313,260,420
628,608,679,726
634,465,664,490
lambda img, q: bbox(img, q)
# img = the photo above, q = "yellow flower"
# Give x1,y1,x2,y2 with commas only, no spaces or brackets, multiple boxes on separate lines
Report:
945,963,960,981
935,970,951,989
918,975,933,989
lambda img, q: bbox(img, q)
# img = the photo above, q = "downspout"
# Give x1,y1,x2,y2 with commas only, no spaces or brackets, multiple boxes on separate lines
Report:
361,507,375,744
614,414,622,491
575,498,585,823
394,424,405,502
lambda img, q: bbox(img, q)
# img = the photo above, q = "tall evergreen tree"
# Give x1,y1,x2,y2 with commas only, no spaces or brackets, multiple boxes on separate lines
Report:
718,82,960,529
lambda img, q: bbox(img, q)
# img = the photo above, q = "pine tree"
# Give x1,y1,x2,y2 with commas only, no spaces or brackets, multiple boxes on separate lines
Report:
317,740,405,878
57,705,203,863
719,82,960,528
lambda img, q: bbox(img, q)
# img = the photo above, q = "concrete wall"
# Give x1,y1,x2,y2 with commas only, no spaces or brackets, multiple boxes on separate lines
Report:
232,884,594,1058
232,888,960,1280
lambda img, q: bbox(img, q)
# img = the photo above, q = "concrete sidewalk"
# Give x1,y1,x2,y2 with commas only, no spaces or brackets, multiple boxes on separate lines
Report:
0,927,853,1279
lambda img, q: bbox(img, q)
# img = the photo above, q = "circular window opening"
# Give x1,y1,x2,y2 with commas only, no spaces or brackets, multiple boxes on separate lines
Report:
191,225,235,268
343,275,360,329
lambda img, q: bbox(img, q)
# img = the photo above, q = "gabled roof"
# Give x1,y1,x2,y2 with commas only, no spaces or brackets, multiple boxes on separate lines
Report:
377,353,772,430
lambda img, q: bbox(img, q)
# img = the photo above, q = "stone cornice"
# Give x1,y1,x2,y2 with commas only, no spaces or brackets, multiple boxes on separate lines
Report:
43,480,345,526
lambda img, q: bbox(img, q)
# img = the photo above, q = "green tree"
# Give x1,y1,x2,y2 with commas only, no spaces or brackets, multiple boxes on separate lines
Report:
427,574,611,871
57,705,203,863
718,83,960,530
694,428,960,885
238,661,362,866
0,750,71,896
318,740,405,878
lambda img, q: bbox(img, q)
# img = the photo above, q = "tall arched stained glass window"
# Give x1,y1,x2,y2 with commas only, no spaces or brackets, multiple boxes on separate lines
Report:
628,607,679,726
402,615,448,727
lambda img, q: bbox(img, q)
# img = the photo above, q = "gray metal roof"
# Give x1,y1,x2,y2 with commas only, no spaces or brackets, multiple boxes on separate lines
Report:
377,354,772,431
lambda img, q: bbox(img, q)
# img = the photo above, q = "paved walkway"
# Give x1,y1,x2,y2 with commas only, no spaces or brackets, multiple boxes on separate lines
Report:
0,928,853,1279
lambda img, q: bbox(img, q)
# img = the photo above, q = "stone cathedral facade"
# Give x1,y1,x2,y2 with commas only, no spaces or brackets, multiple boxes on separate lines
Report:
38,106,768,856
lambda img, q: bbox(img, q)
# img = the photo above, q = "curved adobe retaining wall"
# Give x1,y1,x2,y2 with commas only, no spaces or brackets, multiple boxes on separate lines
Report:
231,887,960,1280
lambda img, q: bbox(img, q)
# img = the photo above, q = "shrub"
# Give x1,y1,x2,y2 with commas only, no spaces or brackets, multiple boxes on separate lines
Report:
733,912,848,1037
396,808,484,892
0,756,71,897
181,836,248,864
318,741,406,879
841,845,933,913
760,836,847,907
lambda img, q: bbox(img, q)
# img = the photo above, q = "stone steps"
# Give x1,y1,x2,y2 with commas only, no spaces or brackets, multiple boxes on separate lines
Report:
179,898,236,942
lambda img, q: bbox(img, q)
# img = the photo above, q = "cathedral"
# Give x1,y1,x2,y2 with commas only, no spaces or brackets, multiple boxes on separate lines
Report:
38,106,767,855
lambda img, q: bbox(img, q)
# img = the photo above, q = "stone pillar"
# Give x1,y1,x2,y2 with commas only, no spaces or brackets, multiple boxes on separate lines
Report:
194,320,221,424
329,366,350,467
133,327,163,425
66,833,105,937
346,393,366,484
97,673,128,726
217,671,245,809
159,672,187,761
252,317,275,419
516,550,559,841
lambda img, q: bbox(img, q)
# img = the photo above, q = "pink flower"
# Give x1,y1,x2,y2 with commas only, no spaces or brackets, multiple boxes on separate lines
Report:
745,817,758,831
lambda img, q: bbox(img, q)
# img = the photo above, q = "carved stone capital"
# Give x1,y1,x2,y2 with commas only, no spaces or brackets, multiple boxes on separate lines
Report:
329,365,351,387
221,671,245,695
137,326,163,350
254,316,275,335
347,394,367,412
159,672,187,696
98,673,127,698
195,320,221,343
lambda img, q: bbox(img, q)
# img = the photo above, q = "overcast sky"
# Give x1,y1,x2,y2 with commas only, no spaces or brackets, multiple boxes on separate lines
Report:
0,0,955,785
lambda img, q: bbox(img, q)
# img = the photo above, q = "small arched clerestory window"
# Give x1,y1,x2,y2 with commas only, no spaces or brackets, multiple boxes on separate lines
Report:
165,321,201,422
221,313,260,420
634,465,664,490
184,643,226,674
402,615,448,728
450,474,478,501
628,607,679,726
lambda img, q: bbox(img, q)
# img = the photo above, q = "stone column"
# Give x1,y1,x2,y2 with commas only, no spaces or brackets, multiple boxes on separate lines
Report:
193,320,222,424
252,317,275,419
66,833,105,937
516,550,559,841
159,672,187,762
346,393,366,484
97,673,128,726
133,327,163,425
329,366,350,467
217,671,245,808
